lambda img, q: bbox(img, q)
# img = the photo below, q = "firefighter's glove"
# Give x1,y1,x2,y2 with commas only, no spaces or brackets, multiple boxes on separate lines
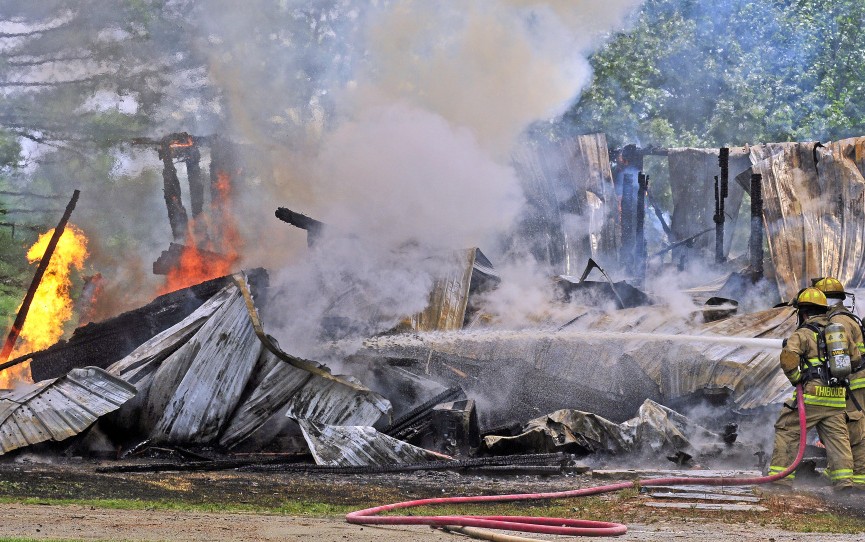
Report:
784,368,802,385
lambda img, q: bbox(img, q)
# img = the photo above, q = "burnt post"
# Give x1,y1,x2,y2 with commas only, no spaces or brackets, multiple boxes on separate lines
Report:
714,147,729,264
749,173,764,281
636,173,649,280
159,136,189,242
0,190,80,363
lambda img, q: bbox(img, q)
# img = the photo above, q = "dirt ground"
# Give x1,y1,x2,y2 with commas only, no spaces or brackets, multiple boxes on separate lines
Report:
0,455,862,541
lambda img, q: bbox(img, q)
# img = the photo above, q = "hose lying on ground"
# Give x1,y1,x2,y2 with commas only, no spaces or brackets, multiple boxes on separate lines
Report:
346,385,807,539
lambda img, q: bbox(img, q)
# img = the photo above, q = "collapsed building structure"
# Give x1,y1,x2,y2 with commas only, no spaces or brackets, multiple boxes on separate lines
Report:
0,133,861,472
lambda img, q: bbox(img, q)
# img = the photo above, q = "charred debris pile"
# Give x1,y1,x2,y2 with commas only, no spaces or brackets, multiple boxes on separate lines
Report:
1,133,863,476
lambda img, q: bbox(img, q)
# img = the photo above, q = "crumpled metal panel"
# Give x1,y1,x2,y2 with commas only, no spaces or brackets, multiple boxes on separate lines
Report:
107,278,391,447
0,367,136,455
146,286,262,444
483,399,720,458
511,133,619,275
218,348,312,449
297,420,445,467
371,305,795,426
748,139,865,301
284,376,391,428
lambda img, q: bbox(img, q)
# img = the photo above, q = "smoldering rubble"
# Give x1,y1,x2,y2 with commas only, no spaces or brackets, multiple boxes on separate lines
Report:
3,133,864,476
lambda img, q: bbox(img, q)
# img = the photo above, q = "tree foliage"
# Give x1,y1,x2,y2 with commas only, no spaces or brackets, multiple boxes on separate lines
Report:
562,0,865,148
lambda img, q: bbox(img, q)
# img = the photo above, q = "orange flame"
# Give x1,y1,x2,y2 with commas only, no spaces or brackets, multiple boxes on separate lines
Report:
158,170,241,294
169,135,194,148
0,225,88,388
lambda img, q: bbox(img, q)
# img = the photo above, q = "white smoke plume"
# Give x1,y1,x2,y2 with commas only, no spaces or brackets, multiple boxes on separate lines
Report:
240,1,645,349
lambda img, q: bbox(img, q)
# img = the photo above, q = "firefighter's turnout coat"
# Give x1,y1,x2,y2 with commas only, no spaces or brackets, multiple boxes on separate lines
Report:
769,315,854,488
828,302,865,487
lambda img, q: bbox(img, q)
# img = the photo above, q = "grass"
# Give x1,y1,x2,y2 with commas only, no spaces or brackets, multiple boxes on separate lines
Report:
0,496,354,517
0,486,862,536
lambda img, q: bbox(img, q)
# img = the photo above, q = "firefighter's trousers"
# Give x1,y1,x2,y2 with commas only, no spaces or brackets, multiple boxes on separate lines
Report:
769,403,853,488
847,385,865,486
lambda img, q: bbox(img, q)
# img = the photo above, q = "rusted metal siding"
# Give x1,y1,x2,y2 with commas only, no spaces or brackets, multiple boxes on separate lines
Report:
0,367,136,455
748,139,865,300
408,248,476,332
511,133,619,275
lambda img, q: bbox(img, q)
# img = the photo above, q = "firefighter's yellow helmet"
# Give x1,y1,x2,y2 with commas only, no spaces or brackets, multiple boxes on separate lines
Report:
814,276,846,297
795,287,828,308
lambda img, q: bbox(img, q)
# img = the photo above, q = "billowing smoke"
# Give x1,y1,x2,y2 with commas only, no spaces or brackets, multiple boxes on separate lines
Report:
214,1,645,351
0,2,645,350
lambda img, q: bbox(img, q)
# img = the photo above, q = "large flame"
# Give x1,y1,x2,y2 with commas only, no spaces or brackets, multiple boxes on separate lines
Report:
0,225,88,388
159,171,241,294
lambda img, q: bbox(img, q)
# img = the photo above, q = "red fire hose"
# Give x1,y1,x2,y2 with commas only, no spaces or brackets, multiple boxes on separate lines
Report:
346,385,807,538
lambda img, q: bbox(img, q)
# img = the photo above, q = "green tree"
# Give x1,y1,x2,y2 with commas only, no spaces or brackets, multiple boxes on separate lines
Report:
562,0,865,148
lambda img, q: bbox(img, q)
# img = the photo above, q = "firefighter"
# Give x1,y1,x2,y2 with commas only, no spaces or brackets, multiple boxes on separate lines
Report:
768,287,854,490
815,277,865,488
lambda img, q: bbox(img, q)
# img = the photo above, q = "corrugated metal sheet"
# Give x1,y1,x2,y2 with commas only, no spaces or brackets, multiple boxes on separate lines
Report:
218,348,313,449
747,139,865,300
107,276,391,448
0,367,136,455
106,284,235,434
297,420,445,466
408,248,476,331
146,286,262,443
373,306,795,427
511,133,619,275
284,376,391,427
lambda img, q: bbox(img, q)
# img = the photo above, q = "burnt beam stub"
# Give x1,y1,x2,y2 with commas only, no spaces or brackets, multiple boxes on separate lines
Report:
159,134,190,242
714,147,729,264
275,207,324,247
636,172,648,281
749,173,764,281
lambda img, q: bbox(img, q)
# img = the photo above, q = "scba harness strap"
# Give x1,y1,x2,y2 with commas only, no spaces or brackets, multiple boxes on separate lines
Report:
798,322,847,387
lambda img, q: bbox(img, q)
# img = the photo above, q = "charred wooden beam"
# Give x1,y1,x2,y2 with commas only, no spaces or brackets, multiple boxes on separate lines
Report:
749,173,764,281
0,189,79,363
636,173,648,281
384,386,466,442
275,207,325,246
209,135,240,247
714,147,729,264
619,170,638,268
159,135,189,242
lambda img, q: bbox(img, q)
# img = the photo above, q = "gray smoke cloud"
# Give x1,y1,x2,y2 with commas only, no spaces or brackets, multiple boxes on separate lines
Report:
0,2,645,347
226,1,646,350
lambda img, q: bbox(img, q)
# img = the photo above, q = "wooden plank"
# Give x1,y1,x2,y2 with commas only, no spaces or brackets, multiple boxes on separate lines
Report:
644,502,767,512
648,492,761,503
